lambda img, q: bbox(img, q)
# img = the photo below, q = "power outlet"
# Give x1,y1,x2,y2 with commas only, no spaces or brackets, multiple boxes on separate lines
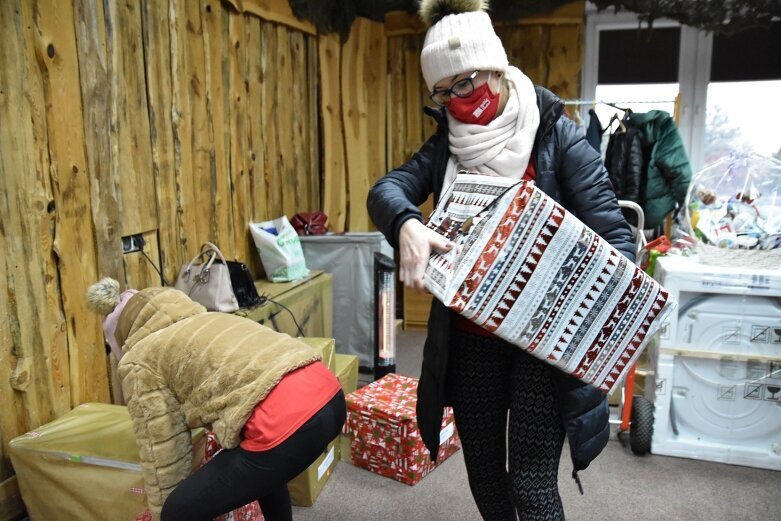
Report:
122,234,145,254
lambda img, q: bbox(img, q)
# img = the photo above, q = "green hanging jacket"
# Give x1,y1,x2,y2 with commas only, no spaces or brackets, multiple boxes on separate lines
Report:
625,110,692,228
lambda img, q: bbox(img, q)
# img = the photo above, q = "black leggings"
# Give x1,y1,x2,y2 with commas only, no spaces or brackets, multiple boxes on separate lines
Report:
447,331,566,521
161,390,346,521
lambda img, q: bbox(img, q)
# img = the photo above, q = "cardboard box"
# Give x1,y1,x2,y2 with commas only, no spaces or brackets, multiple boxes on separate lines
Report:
334,353,360,464
285,340,341,505
300,337,336,373
287,437,339,507
649,256,781,470
344,374,460,485
236,271,333,338
9,403,205,521
335,353,359,394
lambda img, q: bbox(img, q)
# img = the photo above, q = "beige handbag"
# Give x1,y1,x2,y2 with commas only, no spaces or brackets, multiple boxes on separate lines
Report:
175,242,239,312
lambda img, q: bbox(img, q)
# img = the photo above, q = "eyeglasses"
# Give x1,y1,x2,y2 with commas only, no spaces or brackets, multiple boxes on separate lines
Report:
430,71,480,107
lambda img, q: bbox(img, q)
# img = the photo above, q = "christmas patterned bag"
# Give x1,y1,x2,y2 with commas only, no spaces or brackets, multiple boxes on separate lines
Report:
343,374,460,485
425,173,676,393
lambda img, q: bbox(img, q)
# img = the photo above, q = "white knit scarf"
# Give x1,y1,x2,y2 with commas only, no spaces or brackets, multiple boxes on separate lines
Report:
443,66,540,192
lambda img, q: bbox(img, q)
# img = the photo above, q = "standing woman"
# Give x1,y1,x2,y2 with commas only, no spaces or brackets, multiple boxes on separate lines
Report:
86,278,345,521
367,1,635,520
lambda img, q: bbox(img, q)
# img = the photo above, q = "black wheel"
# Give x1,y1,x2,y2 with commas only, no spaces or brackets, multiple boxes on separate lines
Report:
629,395,654,455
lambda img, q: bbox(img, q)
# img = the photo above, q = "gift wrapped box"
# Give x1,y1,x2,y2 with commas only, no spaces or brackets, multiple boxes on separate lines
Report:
344,374,460,485
9,403,205,521
425,173,676,393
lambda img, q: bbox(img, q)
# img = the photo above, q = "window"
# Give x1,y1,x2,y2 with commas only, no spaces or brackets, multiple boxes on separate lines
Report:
584,20,682,154
704,24,781,163
584,11,781,172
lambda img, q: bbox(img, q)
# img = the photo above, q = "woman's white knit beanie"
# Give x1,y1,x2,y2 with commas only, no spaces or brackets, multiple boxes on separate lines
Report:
419,0,508,92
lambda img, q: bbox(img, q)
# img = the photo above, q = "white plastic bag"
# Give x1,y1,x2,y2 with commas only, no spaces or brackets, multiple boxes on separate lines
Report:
249,216,310,282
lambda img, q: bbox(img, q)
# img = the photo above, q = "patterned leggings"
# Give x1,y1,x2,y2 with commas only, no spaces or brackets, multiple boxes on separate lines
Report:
447,330,566,521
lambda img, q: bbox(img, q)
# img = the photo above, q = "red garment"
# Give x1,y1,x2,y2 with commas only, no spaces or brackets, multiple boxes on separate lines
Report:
239,361,341,451
454,157,536,337
523,157,537,181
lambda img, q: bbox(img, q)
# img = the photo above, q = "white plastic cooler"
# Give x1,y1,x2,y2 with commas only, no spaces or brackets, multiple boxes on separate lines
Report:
648,255,781,470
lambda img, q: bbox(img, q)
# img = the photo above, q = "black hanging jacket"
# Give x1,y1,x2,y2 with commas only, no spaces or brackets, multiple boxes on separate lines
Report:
367,86,636,484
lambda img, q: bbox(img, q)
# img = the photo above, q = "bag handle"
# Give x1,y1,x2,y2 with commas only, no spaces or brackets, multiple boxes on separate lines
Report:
200,242,230,266
181,242,230,282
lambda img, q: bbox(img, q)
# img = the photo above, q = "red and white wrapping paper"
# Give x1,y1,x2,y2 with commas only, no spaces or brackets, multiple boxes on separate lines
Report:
344,374,460,485
425,173,676,393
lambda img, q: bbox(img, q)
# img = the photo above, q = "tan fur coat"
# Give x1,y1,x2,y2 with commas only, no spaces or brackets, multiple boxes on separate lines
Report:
116,288,321,518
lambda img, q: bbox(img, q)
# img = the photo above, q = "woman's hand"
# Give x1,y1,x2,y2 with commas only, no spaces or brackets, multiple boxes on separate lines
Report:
398,219,454,291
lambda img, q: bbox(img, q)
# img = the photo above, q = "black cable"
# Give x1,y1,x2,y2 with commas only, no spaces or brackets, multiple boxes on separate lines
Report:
264,296,306,337
139,248,170,287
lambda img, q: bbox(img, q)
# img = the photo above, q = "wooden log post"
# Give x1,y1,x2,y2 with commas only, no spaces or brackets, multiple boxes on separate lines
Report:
319,32,347,232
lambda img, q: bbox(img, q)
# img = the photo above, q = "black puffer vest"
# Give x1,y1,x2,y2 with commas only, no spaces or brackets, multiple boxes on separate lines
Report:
367,86,636,489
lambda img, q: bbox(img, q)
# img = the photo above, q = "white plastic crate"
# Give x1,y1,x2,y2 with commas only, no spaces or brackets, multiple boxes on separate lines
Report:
649,255,781,470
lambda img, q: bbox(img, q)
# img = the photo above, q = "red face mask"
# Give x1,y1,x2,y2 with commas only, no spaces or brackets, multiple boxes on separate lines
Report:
447,81,500,125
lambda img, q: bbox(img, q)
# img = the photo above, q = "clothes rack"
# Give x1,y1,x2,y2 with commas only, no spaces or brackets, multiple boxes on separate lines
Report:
561,96,681,125
561,99,676,106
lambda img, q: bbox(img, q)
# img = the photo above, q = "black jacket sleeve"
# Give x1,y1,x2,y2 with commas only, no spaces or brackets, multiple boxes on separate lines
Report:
367,130,443,248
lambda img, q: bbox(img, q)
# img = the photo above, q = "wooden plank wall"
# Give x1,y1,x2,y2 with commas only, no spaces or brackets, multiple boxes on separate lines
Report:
321,18,387,232
0,0,584,516
0,0,330,509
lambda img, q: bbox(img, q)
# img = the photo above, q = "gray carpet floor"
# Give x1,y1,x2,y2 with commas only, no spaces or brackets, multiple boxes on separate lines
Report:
293,330,781,521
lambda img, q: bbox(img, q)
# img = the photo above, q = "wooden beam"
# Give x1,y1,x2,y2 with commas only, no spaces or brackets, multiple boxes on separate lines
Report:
341,19,371,231
107,0,157,237
51,0,111,405
0,0,69,474
229,11,252,264
170,0,197,256
245,16,268,275
306,37,321,216
545,25,583,100
365,19,387,226
202,0,234,250
318,33,347,232
260,21,283,220
184,0,211,252
142,0,183,284
276,25,297,218
223,0,316,35
290,30,310,212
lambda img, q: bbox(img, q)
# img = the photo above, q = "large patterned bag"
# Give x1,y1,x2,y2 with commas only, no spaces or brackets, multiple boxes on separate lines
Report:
424,173,676,393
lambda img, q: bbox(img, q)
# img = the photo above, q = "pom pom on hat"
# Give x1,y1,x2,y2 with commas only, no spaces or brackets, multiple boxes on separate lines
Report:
419,0,487,27
419,0,508,92
86,278,121,315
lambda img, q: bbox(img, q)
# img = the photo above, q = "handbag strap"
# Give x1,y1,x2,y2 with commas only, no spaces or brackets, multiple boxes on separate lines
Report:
200,242,230,266
183,242,229,275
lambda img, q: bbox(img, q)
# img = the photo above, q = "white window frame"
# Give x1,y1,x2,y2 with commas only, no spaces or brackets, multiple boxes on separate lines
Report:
583,4,713,172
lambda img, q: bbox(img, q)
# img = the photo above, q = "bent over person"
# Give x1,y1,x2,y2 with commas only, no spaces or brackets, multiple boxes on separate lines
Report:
86,278,346,521
367,1,636,520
